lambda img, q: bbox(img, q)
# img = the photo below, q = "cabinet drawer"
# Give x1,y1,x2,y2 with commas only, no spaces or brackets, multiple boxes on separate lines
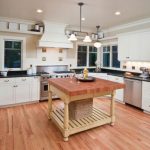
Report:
0,78,15,84
15,77,31,84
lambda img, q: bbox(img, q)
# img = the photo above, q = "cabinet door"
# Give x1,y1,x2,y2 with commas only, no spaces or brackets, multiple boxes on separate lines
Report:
15,78,31,104
142,81,150,112
107,75,124,102
128,33,140,60
15,83,30,103
140,31,150,61
30,77,40,101
0,84,14,105
118,35,130,61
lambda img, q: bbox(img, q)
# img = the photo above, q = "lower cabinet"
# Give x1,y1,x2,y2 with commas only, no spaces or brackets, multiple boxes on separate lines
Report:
107,75,124,102
89,73,124,102
30,76,40,101
142,81,150,112
0,76,40,106
0,84,14,105
15,83,30,104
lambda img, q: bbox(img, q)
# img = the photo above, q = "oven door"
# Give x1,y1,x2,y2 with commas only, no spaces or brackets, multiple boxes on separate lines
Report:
40,81,49,100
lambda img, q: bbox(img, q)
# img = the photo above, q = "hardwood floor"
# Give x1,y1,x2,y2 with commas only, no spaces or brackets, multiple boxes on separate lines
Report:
0,98,150,150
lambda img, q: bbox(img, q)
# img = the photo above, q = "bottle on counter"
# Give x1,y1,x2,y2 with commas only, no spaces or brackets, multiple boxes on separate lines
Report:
83,68,88,79
27,65,33,75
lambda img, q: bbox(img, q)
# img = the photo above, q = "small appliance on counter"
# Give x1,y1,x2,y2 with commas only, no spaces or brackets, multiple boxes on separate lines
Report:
0,71,8,77
139,67,150,78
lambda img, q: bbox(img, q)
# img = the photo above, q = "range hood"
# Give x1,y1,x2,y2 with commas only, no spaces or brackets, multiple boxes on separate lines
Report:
38,21,73,48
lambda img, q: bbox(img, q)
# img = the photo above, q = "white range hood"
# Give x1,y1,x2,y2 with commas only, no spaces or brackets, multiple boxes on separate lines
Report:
38,21,73,48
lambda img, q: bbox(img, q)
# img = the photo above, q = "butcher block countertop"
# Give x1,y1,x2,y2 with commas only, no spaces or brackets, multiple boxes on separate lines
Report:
49,78,125,96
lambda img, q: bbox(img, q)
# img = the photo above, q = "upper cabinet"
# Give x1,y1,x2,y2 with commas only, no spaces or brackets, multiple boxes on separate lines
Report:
118,30,150,61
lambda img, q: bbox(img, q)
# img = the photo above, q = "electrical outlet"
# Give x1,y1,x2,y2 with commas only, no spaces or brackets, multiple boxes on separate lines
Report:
132,66,135,70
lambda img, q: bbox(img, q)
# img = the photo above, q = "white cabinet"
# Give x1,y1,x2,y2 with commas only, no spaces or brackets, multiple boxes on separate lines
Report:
140,31,150,61
0,78,15,105
30,76,40,101
107,75,124,102
118,35,130,61
118,30,150,61
142,81,150,112
0,76,40,106
88,73,108,80
118,34,140,61
15,77,31,103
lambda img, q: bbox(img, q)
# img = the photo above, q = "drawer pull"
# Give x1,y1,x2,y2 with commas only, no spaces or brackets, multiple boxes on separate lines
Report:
22,79,26,81
4,80,9,82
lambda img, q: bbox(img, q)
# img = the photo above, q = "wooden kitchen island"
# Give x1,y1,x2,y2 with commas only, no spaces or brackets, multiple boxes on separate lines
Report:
48,78,124,141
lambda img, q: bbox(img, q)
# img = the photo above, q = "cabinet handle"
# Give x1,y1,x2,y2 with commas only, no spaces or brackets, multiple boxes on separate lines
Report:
126,57,130,59
13,85,18,87
4,80,9,82
22,79,26,81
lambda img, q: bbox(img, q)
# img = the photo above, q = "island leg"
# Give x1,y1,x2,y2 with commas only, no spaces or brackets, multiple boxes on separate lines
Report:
110,91,115,126
64,102,69,141
48,87,52,119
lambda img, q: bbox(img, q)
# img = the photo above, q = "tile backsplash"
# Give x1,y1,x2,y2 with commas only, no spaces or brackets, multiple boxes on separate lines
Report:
122,61,150,73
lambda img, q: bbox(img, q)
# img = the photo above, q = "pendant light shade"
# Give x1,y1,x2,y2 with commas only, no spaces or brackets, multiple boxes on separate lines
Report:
83,35,92,42
94,42,102,48
94,25,102,48
68,33,77,41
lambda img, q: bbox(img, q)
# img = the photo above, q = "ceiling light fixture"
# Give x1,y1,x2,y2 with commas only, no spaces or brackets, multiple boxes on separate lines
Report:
36,9,43,13
115,11,121,15
68,2,92,43
94,26,102,48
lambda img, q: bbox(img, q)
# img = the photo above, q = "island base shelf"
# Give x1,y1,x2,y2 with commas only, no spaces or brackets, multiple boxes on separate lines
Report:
51,107,112,140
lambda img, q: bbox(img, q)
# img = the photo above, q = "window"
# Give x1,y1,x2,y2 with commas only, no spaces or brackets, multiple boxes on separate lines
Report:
102,45,120,68
112,45,120,68
103,46,110,67
77,45,87,66
89,46,97,66
77,44,97,67
4,40,22,68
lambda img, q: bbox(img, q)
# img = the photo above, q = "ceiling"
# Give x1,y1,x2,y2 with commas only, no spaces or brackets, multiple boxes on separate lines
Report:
1,0,150,30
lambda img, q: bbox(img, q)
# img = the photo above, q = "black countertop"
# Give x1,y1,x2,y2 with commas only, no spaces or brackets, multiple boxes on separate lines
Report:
0,74,40,78
91,68,150,82
0,70,40,78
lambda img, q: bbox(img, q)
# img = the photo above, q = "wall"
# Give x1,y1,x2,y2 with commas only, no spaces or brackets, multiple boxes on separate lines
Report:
0,31,78,70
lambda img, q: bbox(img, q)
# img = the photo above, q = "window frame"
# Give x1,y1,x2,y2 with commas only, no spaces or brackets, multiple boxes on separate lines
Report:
101,43,121,69
0,36,26,71
76,42,98,68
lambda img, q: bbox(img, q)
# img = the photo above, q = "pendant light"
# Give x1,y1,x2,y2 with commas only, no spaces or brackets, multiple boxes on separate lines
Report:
68,2,92,43
78,2,92,43
94,26,102,48
68,33,77,41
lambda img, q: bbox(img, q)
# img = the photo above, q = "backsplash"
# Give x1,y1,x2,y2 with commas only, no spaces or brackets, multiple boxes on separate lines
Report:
121,61,150,73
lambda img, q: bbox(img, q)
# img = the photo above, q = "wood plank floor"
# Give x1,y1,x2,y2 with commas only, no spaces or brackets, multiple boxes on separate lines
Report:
0,98,150,150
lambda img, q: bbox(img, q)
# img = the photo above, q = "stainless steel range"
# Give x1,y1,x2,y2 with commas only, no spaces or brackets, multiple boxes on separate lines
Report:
37,65,73,101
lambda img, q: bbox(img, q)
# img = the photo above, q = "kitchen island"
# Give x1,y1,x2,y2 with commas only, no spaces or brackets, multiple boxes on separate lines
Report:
48,78,124,141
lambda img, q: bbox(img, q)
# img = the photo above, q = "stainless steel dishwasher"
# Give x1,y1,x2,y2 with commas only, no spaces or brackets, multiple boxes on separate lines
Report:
124,78,142,108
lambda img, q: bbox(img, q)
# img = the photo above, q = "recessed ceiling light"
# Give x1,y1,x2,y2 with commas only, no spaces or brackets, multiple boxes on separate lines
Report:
115,11,121,15
81,17,85,21
36,9,43,13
